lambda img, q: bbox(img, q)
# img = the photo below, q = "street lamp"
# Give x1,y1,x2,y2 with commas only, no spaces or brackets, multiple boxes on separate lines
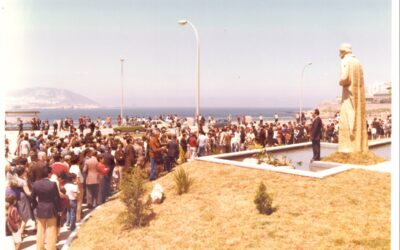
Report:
120,59,124,123
300,62,312,125
178,19,200,123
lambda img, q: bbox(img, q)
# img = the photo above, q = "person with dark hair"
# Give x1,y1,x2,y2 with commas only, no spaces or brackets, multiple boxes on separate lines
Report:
310,108,323,162
30,151,48,183
114,143,125,188
6,194,22,250
96,154,109,204
64,173,78,231
102,145,115,198
83,149,100,208
19,135,30,158
14,166,33,238
31,165,61,250
180,133,188,159
95,126,102,138
51,153,69,177
124,137,136,171
148,129,165,181
89,121,96,134
188,133,198,160
69,154,84,222
165,135,179,172
78,122,85,135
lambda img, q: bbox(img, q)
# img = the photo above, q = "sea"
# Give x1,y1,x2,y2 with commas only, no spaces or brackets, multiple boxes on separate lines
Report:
5,107,310,128
37,107,306,122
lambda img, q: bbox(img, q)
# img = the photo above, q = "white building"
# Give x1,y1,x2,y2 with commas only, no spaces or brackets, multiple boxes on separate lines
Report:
366,81,391,103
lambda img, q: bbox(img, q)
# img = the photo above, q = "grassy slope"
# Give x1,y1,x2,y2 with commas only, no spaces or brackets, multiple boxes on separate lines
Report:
71,161,390,250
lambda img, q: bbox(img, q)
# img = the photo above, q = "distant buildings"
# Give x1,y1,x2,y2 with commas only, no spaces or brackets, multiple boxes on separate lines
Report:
366,81,391,103
335,81,391,104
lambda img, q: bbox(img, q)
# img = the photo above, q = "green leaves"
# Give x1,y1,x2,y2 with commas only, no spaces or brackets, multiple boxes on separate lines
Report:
173,167,194,195
120,169,153,228
254,181,274,215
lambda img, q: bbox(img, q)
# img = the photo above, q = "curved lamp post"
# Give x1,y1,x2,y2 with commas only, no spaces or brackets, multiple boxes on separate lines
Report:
178,19,200,122
300,62,312,125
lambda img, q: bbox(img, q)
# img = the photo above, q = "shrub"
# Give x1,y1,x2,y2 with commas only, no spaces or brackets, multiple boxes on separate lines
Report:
173,167,194,195
120,168,153,228
253,150,294,168
113,126,145,133
254,181,274,215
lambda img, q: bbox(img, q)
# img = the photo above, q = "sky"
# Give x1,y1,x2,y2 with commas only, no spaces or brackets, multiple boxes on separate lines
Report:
1,0,392,108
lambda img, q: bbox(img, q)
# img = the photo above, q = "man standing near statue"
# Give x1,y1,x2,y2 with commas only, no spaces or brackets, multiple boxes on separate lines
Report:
310,108,323,162
338,43,368,153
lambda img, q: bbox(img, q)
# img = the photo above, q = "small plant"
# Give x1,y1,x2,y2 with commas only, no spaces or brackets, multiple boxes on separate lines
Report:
254,181,274,215
120,168,153,228
253,150,294,168
173,167,194,195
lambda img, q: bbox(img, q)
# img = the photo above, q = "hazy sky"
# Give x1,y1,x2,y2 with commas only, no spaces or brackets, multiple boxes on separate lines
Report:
2,0,392,108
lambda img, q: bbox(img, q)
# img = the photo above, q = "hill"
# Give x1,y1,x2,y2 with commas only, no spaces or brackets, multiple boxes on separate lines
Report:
5,87,99,109
70,161,390,249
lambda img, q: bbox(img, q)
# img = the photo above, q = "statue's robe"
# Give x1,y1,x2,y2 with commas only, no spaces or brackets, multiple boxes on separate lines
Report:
338,53,368,152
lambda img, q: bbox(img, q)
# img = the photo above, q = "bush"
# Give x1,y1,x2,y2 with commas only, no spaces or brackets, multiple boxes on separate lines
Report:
113,126,145,133
254,181,274,215
173,167,194,195
120,168,153,228
253,149,294,168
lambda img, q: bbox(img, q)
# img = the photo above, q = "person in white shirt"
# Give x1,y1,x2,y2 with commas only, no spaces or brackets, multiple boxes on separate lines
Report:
197,132,208,157
231,129,241,152
19,135,31,157
68,155,84,222
64,173,79,231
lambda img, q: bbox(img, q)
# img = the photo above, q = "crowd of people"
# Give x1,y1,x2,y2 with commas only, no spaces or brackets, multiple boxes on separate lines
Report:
4,111,391,249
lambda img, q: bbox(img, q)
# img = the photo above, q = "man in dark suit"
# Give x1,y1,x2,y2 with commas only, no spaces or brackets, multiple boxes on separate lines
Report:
311,109,323,161
165,135,179,172
31,166,60,250
29,151,49,183
125,138,136,170
102,146,115,199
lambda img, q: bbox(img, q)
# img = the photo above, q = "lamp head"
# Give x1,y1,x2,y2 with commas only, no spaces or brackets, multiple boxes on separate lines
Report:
178,20,188,25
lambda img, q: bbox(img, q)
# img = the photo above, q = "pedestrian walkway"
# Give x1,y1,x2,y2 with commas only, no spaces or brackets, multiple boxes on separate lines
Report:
19,190,120,250
20,204,91,250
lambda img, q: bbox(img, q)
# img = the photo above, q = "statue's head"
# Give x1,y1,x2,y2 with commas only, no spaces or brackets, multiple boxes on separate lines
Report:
339,43,352,59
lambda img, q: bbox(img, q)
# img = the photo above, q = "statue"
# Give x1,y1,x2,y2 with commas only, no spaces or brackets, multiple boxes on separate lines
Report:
338,43,368,153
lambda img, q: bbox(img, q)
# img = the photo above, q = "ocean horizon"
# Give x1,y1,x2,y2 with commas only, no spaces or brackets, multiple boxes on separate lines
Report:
32,107,310,122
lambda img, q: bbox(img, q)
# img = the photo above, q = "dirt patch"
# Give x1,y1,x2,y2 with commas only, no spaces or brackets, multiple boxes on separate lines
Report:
322,151,385,165
70,161,391,250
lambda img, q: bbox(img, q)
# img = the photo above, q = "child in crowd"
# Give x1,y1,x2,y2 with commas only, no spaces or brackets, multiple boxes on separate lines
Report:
58,187,70,236
6,194,22,250
64,173,79,231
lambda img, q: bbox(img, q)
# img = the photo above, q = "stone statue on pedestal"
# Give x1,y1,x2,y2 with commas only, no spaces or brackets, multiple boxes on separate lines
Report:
338,43,368,153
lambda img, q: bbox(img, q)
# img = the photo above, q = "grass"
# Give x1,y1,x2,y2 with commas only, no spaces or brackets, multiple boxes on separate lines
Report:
322,151,386,165
70,161,391,250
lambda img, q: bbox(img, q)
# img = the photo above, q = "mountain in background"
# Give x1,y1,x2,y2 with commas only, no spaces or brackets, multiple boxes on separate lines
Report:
5,87,99,110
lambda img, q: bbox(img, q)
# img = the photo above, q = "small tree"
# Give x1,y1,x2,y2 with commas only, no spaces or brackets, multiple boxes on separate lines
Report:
254,181,274,215
173,167,194,195
120,168,153,228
